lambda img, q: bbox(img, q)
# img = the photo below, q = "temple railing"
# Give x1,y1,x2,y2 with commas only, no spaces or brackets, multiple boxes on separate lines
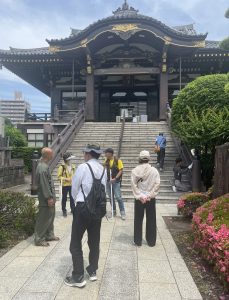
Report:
166,109,201,191
48,108,85,172
166,109,193,166
117,114,125,158
25,112,52,122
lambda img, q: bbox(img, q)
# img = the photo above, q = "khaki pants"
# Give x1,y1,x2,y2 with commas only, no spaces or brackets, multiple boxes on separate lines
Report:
34,206,55,245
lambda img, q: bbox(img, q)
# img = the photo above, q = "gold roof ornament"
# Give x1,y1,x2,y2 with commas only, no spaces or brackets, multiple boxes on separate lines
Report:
194,41,205,48
49,46,60,53
112,24,139,32
80,39,88,47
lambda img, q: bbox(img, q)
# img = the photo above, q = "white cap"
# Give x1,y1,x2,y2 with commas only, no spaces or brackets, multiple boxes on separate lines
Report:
139,150,150,159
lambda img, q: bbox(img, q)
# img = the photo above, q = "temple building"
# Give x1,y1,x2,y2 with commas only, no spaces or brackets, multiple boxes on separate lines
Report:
0,1,228,122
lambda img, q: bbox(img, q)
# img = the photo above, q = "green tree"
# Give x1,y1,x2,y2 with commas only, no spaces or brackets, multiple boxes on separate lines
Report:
172,74,229,133
171,74,229,188
220,36,229,50
5,121,27,147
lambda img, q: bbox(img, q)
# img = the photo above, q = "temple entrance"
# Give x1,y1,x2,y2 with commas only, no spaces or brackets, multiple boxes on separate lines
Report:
97,74,159,122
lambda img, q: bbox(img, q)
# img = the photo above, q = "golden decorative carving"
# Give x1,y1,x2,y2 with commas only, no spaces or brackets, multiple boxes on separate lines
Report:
162,64,167,73
80,39,88,47
194,41,205,48
112,24,139,32
49,46,60,53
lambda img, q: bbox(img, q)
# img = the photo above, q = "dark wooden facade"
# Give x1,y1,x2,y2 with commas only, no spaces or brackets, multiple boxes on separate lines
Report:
0,1,229,121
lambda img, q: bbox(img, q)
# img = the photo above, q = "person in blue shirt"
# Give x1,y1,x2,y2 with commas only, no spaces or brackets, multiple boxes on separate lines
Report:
155,132,167,171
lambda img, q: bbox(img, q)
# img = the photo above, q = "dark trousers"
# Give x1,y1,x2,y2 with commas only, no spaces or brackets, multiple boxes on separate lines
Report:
134,199,157,247
157,148,165,169
70,203,102,279
62,186,75,213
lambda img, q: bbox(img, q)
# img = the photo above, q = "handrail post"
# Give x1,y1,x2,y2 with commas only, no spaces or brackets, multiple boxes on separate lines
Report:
31,150,40,195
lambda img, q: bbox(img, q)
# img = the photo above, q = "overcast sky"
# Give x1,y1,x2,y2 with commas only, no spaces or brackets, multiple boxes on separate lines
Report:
0,0,228,112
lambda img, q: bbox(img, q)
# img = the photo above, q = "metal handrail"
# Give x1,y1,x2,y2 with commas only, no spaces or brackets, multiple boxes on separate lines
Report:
117,114,125,158
48,108,85,172
166,110,193,165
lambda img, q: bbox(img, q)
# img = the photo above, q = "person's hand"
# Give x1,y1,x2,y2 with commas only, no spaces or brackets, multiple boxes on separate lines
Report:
139,196,147,204
145,196,151,201
110,178,116,183
48,198,55,207
188,163,193,170
64,178,71,182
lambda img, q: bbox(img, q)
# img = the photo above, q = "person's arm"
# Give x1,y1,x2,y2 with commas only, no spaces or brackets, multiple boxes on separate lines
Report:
131,171,142,200
57,165,64,182
39,170,54,202
71,164,85,201
149,170,160,199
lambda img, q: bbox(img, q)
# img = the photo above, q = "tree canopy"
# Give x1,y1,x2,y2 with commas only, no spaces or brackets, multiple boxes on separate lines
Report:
4,120,27,147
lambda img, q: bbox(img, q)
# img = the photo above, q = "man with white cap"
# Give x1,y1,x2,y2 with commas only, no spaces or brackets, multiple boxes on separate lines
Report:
57,152,76,217
131,150,160,247
65,144,107,288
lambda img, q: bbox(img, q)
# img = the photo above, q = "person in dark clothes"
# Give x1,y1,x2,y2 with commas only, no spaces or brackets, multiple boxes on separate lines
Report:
172,157,192,192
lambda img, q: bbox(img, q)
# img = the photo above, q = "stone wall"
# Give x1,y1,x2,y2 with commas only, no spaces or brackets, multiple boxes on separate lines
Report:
0,165,25,189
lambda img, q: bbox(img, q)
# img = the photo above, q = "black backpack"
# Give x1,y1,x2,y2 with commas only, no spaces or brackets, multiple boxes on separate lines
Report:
80,163,106,220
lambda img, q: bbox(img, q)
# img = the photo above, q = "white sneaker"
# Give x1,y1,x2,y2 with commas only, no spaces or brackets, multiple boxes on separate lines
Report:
121,213,126,220
172,186,177,192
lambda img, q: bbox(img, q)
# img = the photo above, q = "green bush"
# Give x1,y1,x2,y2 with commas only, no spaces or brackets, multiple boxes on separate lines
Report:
11,147,41,173
177,192,210,218
172,74,229,134
0,191,37,248
171,74,229,189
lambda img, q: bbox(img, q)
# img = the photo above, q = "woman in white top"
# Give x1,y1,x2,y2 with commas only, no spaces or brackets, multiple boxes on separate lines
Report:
131,150,160,247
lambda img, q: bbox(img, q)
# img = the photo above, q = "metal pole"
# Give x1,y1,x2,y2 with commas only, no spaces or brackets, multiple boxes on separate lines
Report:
110,169,114,218
31,150,40,195
179,56,182,91
192,149,201,192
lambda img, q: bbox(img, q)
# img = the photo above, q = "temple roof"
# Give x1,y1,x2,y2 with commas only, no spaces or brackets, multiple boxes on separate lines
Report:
47,1,207,45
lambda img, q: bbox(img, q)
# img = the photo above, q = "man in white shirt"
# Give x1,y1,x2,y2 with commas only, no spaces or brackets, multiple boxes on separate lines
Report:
64,144,107,288
131,150,160,247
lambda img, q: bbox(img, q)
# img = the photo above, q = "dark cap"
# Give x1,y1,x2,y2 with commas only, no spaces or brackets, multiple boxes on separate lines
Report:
63,152,75,161
104,148,114,154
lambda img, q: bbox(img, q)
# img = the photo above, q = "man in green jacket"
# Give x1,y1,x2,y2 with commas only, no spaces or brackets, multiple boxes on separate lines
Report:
34,147,59,247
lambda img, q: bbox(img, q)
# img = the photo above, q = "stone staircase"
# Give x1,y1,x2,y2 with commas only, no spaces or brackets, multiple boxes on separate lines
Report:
52,121,183,203
120,122,183,203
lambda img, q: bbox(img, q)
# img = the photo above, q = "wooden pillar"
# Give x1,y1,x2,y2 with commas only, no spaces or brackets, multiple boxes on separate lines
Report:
50,87,61,118
85,73,95,121
159,72,168,120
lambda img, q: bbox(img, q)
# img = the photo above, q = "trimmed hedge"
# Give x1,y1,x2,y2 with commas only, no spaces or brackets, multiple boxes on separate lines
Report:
0,191,37,247
177,192,210,218
192,194,229,288
11,147,41,173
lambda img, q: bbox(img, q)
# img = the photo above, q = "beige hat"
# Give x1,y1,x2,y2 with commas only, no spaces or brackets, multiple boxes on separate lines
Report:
139,150,150,159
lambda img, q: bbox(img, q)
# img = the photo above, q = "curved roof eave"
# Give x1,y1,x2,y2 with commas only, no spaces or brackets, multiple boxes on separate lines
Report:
0,47,54,56
47,14,207,46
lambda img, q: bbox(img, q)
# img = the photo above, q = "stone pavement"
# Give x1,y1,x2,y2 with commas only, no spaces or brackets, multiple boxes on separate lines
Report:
0,202,202,300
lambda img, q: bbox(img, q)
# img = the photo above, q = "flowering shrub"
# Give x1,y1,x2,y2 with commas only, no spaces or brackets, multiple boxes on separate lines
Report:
177,193,210,218
192,194,229,288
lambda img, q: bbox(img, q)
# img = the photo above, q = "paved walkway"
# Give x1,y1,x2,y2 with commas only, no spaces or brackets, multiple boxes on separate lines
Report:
0,202,202,300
